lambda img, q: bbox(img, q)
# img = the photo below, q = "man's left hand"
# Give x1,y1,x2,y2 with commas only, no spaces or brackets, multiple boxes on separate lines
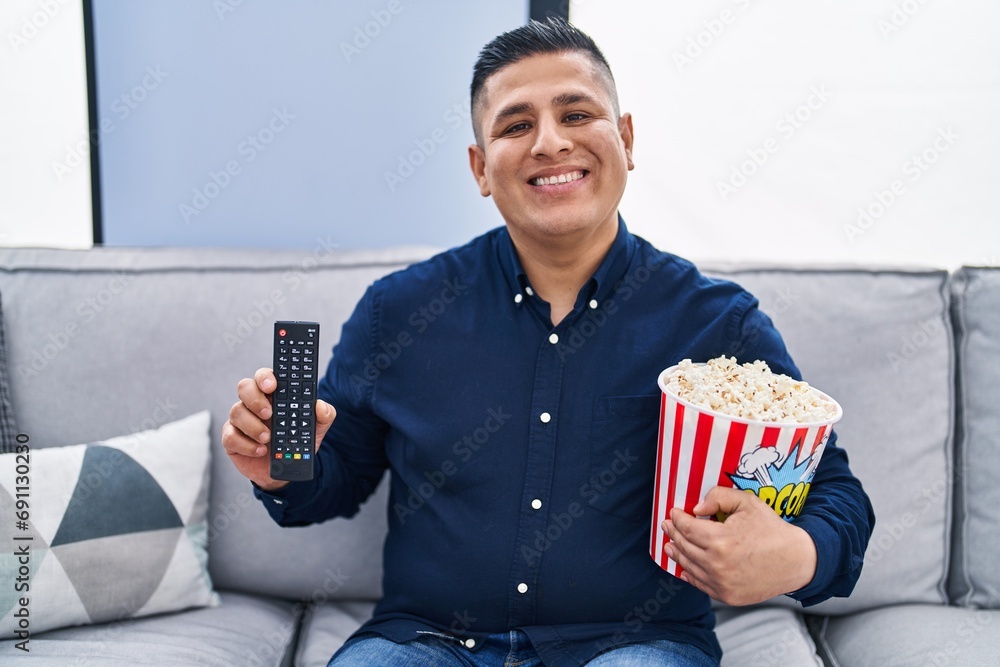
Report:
662,486,817,606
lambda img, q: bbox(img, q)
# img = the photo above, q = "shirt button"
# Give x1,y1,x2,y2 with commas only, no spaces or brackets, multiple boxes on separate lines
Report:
525,286,534,296
531,499,542,510
517,583,528,594
514,293,523,304
548,333,559,344
589,299,599,309
539,412,551,424
465,639,476,649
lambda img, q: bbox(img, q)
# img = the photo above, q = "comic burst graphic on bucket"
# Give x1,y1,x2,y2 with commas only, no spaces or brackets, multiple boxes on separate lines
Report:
650,364,842,578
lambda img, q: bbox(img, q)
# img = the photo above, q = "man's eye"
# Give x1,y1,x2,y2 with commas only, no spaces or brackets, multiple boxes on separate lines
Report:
565,113,588,122
503,122,530,135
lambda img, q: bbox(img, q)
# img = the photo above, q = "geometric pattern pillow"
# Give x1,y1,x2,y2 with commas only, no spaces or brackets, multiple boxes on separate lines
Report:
0,411,219,638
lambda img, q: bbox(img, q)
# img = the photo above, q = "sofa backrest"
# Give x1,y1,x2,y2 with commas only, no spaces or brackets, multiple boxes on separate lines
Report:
948,267,1000,609
0,245,436,602
2,247,980,614
705,266,954,614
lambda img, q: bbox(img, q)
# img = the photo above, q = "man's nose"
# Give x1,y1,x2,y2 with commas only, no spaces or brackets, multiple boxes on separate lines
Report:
532,115,573,157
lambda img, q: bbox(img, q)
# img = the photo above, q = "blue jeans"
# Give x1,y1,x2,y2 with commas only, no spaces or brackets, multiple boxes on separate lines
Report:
328,630,718,666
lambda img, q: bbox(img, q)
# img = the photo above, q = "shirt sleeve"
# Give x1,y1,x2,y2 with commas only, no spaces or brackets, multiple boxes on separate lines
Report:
253,284,391,526
729,300,876,606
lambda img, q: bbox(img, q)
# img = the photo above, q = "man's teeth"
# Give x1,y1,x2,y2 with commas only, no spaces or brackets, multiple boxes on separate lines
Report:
531,170,585,186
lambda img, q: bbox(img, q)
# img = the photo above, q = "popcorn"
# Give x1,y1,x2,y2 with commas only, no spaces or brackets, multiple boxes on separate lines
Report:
662,356,838,424
651,356,842,576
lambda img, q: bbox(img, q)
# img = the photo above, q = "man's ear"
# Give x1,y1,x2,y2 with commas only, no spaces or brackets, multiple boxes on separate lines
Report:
619,112,635,171
468,144,491,197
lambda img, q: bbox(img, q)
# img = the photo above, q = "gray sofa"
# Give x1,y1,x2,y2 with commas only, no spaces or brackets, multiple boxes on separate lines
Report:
1,244,998,666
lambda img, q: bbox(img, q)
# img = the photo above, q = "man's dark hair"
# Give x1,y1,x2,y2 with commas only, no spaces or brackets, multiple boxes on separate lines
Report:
470,17,619,145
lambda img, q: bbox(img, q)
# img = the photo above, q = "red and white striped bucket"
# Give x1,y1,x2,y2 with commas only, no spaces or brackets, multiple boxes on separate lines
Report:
650,364,843,577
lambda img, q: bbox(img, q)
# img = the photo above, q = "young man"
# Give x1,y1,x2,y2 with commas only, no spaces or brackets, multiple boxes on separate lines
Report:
222,19,874,667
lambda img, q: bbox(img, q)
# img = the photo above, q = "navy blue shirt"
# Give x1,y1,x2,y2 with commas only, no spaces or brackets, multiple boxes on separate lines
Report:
254,219,874,665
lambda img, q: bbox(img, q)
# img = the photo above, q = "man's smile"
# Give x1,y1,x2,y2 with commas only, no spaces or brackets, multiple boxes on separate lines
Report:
528,169,589,187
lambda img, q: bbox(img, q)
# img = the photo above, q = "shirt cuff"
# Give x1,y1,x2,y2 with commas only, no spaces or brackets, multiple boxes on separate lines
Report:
251,478,320,521
785,514,839,606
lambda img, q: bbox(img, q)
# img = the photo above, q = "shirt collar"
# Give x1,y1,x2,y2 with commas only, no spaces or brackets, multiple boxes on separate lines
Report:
496,214,635,310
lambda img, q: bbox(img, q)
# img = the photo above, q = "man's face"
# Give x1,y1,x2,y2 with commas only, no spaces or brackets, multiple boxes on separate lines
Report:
469,51,634,245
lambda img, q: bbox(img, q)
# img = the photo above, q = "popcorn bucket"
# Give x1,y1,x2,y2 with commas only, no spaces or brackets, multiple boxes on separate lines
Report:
649,364,843,577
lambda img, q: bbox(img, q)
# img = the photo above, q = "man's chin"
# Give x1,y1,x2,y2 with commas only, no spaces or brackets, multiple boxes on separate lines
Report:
506,212,614,242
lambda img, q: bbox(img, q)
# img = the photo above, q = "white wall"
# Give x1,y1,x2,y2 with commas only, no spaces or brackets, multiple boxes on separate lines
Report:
0,0,92,248
5,1,996,265
571,0,1000,268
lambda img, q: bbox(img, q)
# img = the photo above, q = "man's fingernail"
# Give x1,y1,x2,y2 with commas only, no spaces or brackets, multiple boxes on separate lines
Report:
258,431,270,443
255,446,266,456
261,407,272,419
262,378,274,390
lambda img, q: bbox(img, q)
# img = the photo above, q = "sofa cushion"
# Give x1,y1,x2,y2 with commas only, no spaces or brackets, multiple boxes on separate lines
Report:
0,411,218,638
715,606,822,667
295,603,824,667
811,604,1000,666
0,245,434,602
704,266,953,613
0,291,18,453
949,267,1000,608
295,600,376,667
0,590,300,666
295,602,822,667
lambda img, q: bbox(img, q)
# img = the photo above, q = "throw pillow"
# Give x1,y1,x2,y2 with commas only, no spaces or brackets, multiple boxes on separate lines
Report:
0,411,219,638
0,291,19,454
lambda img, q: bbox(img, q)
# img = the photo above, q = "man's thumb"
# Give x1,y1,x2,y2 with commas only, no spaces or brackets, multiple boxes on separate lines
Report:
693,486,744,517
313,400,336,450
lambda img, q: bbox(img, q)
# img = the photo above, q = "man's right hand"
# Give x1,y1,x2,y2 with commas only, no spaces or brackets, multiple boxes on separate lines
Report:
221,367,336,491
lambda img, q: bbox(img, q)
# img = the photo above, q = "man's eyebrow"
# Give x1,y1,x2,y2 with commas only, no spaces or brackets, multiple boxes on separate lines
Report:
552,92,599,107
493,102,533,125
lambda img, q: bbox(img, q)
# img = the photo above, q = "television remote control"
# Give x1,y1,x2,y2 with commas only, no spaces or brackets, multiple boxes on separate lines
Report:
270,321,319,481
